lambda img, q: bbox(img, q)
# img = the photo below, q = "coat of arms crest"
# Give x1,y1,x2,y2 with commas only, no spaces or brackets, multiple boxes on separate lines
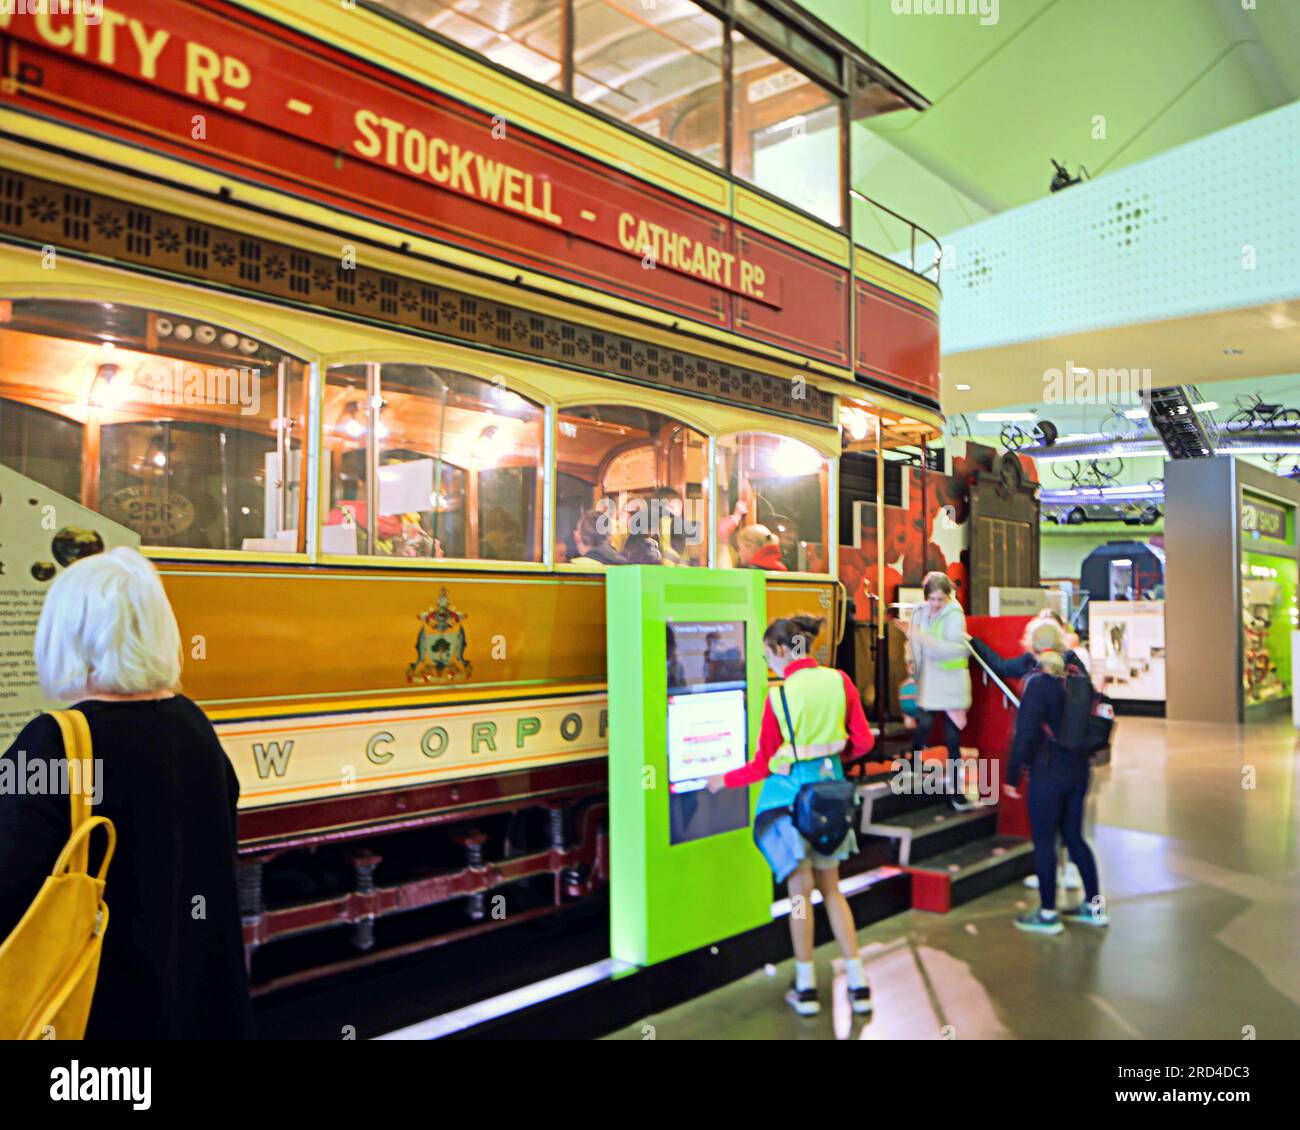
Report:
406,588,473,683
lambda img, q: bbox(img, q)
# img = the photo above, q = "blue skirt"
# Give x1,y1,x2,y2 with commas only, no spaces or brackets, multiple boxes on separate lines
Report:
754,810,857,884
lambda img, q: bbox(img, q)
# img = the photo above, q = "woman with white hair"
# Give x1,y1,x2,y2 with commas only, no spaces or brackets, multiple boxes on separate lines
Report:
0,548,252,1039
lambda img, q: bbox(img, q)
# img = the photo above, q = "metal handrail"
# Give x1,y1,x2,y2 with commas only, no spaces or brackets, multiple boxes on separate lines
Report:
851,189,942,284
966,640,1021,709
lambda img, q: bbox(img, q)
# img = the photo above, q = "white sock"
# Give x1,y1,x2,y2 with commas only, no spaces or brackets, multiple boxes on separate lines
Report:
795,961,816,991
844,957,867,990
1040,908,1059,920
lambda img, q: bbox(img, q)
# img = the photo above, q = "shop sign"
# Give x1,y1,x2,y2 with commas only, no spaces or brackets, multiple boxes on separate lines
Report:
1241,496,1290,544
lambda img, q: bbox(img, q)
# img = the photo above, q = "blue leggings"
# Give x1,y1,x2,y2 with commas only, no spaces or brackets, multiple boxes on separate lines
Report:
1028,775,1100,910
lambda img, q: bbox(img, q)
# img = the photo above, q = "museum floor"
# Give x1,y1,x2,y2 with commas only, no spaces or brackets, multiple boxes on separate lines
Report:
607,715,1300,1040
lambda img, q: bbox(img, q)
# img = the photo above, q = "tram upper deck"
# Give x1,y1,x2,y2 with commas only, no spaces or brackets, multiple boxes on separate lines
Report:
0,0,942,828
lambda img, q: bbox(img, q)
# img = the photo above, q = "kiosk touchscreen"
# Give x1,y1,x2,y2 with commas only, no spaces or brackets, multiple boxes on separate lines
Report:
606,568,773,967
666,621,749,844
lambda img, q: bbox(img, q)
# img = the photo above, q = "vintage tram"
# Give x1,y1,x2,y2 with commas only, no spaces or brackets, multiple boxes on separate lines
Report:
0,0,943,991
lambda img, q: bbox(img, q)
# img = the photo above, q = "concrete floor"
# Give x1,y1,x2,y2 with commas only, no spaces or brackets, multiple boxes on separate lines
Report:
607,716,1300,1040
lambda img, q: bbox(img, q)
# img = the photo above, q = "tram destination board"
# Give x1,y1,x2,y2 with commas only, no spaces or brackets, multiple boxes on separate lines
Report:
0,0,854,366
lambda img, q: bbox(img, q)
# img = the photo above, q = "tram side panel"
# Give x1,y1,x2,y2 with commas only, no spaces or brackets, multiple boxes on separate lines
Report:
159,565,835,978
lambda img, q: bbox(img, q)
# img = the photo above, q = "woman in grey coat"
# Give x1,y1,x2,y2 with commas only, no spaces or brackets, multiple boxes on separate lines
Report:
904,572,972,807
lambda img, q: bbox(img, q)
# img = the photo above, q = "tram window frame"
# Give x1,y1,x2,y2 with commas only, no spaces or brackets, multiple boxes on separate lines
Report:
322,361,547,567
730,28,844,229
0,299,310,557
362,0,566,89
715,430,832,576
555,403,711,570
571,0,728,168
358,0,861,234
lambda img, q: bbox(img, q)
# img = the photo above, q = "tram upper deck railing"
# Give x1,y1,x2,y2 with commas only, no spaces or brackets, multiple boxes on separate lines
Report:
852,190,944,286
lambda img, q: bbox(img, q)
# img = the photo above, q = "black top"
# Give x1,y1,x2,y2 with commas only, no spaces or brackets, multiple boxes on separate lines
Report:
0,697,253,1040
1005,672,1089,786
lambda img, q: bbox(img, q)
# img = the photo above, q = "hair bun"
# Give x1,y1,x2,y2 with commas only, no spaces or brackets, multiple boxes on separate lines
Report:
792,614,826,636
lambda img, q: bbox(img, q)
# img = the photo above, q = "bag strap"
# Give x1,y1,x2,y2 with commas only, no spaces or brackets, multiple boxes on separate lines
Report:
51,815,116,883
777,685,799,761
46,710,94,875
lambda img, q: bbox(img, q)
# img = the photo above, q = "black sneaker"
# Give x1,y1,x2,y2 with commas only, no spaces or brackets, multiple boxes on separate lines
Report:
849,982,872,1015
785,984,820,1016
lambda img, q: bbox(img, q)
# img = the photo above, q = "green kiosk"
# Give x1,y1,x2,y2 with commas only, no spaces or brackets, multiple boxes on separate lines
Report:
605,566,774,967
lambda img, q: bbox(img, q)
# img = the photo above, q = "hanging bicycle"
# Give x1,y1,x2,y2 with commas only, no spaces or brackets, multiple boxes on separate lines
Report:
1224,393,1300,464
999,419,1058,452
1051,457,1125,490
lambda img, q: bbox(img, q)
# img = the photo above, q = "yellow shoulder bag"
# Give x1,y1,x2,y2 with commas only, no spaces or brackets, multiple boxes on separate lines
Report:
0,709,115,1040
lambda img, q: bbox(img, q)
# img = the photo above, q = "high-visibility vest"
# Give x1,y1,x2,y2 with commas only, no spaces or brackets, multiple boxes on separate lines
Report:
915,602,968,670
768,666,847,774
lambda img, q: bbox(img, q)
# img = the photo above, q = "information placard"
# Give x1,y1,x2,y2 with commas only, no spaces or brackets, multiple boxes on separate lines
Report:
0,466,139,747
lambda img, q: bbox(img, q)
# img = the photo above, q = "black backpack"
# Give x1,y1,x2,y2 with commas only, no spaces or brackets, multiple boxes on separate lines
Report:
1047,663,1115,759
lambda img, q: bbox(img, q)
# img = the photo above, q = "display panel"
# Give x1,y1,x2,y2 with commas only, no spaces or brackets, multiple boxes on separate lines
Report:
1241,551,1297,707
666,621,749,843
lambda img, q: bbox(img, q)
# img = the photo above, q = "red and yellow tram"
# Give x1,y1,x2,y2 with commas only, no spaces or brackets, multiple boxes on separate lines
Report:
0,0,943,988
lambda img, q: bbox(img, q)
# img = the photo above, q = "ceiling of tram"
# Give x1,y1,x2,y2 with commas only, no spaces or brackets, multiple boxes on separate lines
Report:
802,0,1300,254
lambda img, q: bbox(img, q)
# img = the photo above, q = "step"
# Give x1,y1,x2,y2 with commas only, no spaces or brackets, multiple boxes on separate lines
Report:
860,804,999,866
857,778,953,825
906,835,1035,912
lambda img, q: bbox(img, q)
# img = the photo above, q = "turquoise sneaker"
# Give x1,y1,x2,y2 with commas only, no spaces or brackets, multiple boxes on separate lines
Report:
1014,909,1064,935
1062,901,1110,928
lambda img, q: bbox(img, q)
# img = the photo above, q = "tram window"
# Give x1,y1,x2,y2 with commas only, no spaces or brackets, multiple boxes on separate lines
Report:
557,405,708,566
0,300,307,552
573,0,725,167
371,0,564,88
731,31,842,227
717,433,828,573
325,364,544,562
733,0,839,87
0,398,83,501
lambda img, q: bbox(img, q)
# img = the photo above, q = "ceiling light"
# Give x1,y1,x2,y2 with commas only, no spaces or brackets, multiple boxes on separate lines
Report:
90,363,130,407
1223,348,1244,356
472,422,511,467
337,401,364,438
977,412,1037,422
954,384,971,392
841,407,870,442
771,439,823,478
